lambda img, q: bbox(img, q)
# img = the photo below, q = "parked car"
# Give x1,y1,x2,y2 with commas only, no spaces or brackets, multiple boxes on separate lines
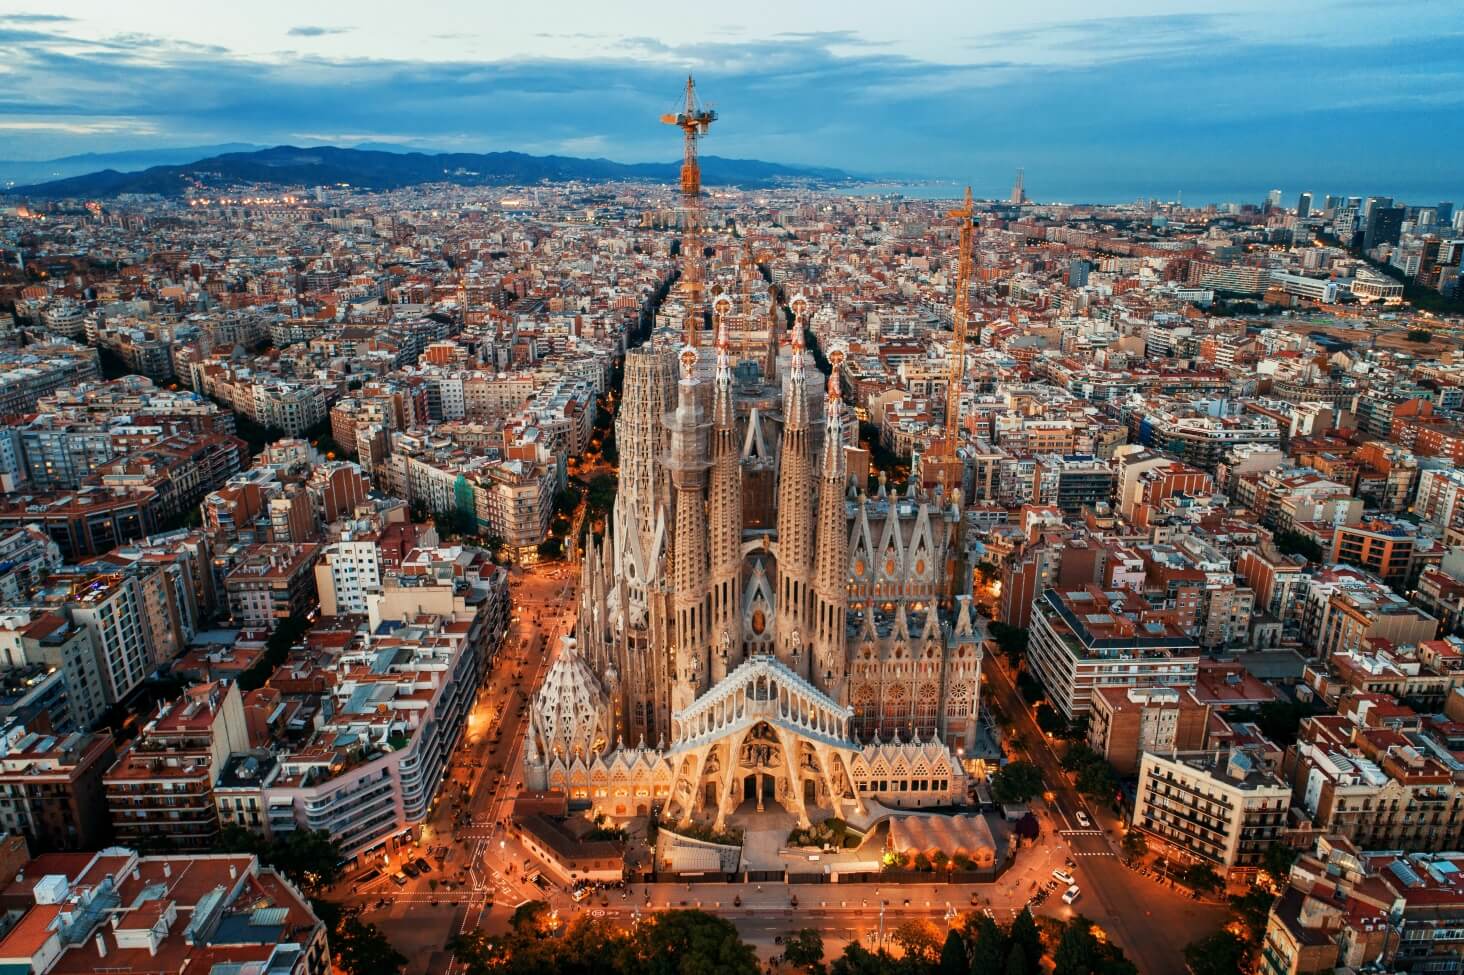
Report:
391,872,408,887
1062,884,1081,905
1052,869,1074,885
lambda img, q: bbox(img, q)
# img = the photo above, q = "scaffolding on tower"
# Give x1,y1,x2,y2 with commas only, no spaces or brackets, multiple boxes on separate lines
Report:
661,76,717,349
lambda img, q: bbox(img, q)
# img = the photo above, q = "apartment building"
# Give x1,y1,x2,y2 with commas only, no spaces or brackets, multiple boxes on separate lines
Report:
0,725,116,851
1026,585,1201,718
0,847,329,975
1260,836,1464,975
1133,745,1291,874
1087,685,1210,775
264,610,481,858
103,682,249,851
1286,714,1464,853
223,543,321,630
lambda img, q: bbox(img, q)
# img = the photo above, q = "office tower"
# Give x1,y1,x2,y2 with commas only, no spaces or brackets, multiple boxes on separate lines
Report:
1439,202,1454,227
1324,195,1342,210
1364,205,1405,250
1266,189,1283,210
1297,192,1313,218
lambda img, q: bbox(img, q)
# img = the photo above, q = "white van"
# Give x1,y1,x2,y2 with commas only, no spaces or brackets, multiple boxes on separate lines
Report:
1052,868,1074,885
1062,884,1081,905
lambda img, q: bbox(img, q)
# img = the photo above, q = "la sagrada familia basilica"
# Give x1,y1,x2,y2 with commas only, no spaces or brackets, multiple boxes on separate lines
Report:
524,81,984,830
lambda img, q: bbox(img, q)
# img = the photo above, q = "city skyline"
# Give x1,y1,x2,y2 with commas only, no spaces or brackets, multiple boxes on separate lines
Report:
0,1,1460,204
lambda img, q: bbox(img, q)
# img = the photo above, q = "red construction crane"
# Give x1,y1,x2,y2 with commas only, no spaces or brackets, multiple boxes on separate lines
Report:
661,76,717,348
945,186,975,450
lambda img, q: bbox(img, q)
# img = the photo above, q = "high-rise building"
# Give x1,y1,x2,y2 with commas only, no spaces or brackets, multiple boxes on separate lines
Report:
1364,205,1405,250
1296,192,1313,218
1266,189,1283,210
1438,201,1455,226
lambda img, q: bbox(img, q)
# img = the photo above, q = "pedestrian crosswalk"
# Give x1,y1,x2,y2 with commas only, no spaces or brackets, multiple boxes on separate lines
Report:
1059,829,1104,836
1071,850,1115,857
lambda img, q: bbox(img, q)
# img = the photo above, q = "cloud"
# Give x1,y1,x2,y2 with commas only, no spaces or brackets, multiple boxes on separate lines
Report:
0,12,1459,202
0,13,75,23
287,25,351,38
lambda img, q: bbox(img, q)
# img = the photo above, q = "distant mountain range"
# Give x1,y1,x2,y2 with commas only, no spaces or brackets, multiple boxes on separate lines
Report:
2,144,853,198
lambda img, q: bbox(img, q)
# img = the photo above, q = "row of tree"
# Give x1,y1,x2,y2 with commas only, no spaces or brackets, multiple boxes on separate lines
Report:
449,903,1139,975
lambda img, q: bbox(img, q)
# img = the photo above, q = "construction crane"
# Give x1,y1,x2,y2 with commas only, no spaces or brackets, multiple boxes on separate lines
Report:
945,186,975,451
923,187,976,493
661,75,716,348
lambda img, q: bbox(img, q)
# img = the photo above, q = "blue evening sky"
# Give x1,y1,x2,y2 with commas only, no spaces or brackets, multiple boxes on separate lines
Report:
0,1,1459,203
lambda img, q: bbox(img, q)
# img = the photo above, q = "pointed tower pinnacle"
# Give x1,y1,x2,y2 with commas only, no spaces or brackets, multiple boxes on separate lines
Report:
669,345,710,712
775,300,814,676
811,343,850,700
707,314,744,680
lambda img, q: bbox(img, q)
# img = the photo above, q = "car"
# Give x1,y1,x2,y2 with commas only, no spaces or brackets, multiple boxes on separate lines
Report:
401,862,420,878
414,857,432,873
572,888,591,903
391,872,408,887
1062,884,1081,905
1051,869,1074,885
1075,810,1092,828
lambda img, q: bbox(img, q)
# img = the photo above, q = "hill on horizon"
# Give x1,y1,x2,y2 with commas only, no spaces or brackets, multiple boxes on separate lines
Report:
4,144,854,198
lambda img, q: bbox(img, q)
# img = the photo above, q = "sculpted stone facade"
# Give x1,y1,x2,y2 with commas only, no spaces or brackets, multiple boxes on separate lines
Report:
525,290,982,823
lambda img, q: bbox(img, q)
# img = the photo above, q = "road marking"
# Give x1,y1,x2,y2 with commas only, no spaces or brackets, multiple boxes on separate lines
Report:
1059,829,1103,836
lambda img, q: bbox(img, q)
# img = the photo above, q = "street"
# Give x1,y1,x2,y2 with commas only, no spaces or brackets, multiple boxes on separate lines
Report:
980,652,1227,972
346,563,1225,974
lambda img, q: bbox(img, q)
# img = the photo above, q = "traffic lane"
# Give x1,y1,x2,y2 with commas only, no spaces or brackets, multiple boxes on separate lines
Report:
981,655,1089,831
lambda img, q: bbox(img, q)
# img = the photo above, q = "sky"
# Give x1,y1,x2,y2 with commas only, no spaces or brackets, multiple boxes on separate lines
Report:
0,1,1461,204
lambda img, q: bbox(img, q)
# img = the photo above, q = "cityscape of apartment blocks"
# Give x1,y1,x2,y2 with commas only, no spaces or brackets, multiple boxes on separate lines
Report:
0,173,1462,971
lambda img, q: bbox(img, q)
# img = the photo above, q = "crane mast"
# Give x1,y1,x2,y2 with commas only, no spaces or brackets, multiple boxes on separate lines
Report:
661,76,717,348
944,187,975,455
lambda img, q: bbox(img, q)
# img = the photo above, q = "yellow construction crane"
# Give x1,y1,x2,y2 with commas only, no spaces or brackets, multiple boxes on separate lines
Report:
661,76,717,348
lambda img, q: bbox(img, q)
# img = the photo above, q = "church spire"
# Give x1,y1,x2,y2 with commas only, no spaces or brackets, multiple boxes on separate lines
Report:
669,345,710,712
812,344,850,700
775,299,814,677
708,315,743,680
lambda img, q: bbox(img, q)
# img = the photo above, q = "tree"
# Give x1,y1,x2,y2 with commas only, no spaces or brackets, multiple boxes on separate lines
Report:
1035,704,1067,736
1120,829,1148,861
783,928,825,972
1407,329,1432,343
1076,761,1119,803
1015,671,1046,704
633,910,759,975
1006,909,1042,975
830,943,903,975
1229,886,1278,948
1054,917,1136,975
1263,842,1299,881
990,761,1044,805
938,929,966,975
334,916,408,975
963,915,1007,972
1179,863,1224,894
510,899,551,935
272,829,344,891
891,919,942,964
989,621,1028,667
1004,944,1029,975
216,827,342,893
1183,931,1247,975
1062,742,1103,773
